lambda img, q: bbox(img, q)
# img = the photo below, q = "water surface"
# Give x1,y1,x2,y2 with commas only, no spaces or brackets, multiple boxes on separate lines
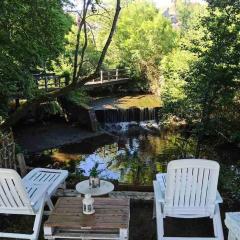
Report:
27,122,206,185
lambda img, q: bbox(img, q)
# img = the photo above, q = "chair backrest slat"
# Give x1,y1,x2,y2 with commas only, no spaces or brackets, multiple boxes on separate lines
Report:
0,178,18,207
6,178,25,207
173,169,181,207
195,167,204,207
179,168,187,207
184,167,193,207
164,159,219,217
0,168,34,215
189,167,198,207
0,180,12,208
200,168,210,207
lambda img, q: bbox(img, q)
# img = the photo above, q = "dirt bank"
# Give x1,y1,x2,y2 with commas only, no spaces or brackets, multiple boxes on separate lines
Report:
14,120,116,153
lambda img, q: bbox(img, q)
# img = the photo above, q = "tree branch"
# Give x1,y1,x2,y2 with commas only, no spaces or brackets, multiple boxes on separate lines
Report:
94,0,121,73
72,0,91,83
76,9,89,79
86,22,97,46
0,0,121,131
72,18,82,82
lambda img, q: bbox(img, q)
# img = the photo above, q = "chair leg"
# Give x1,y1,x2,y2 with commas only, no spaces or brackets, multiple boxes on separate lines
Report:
155,201,164,240
43,196,54,215
0,199,45,240
213,204,224,240
61,181,66,190
46,196,54,211
153,198,156,219
31,198,45,240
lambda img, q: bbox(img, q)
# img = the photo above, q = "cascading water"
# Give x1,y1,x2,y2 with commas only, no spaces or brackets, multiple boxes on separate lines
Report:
97,107,160,123
95,107,161,132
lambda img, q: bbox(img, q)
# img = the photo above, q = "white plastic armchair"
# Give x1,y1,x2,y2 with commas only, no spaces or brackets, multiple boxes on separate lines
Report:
0,167,68,240
153,159,224,240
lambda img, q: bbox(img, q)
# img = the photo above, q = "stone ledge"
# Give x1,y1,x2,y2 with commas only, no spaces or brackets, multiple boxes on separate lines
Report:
55,189,154,200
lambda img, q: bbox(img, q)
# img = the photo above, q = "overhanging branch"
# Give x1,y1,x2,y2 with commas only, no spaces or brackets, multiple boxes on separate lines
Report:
0,0,121,130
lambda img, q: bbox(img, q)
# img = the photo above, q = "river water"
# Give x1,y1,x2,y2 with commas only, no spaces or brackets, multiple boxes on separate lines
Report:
26,120,240,186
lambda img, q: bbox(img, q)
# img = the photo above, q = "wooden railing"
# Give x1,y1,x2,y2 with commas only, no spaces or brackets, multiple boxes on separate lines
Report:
34,73,68,92
34,69,130,91
85,68,130,86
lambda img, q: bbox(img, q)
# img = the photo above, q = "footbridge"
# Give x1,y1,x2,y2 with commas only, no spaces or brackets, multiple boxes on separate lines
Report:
34,69,130,92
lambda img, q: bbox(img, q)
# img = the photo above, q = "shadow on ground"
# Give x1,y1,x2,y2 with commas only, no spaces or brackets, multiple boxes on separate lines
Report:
130,200,228,240
0,200,229,240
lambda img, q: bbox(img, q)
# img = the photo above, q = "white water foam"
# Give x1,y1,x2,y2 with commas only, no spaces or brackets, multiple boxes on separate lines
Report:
104,120,161,133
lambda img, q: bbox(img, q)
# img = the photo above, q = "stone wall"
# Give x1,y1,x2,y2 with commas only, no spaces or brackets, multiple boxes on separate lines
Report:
58,97,99,132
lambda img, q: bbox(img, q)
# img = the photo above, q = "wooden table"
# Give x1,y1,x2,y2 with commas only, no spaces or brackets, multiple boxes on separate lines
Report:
44,197,130,240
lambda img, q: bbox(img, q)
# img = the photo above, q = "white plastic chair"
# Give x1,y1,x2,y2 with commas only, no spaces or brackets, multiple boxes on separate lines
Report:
225,212,240,240
23,168,68,212
0,168,68,240
153,159,224,240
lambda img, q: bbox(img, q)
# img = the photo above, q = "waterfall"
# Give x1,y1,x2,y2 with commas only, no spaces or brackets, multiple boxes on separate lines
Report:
95,107,161,124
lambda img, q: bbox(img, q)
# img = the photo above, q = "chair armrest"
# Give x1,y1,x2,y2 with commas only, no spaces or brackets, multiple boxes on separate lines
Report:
23,181,49,206
153,180,165,203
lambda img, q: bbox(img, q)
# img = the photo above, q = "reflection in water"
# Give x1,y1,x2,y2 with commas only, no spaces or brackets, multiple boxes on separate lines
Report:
29,123,199,185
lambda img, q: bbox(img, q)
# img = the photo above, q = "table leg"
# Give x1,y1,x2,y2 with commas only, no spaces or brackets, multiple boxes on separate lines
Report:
44,226,54,239
120,228,128,240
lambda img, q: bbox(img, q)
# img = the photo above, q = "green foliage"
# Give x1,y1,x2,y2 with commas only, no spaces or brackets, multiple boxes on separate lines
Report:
160,2,205,119
116,151,153,185
44,101,63,115
66,89,90,106
231,131,240,143
52,22,101,77
219,163,240,202
89,162,101,177
99,0,178,92
159,0,240,145
161,49,193,103
185,0,240,139
37,101,63,120
176,0,206,34
116,3,176,62
0,0,72,118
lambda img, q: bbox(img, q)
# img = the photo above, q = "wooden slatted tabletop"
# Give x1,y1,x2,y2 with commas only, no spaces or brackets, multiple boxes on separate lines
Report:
44,197,130,240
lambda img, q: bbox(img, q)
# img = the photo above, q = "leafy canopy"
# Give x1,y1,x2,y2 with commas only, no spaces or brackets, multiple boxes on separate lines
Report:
0,0,72,117
185,0,240,136
98,0,177,92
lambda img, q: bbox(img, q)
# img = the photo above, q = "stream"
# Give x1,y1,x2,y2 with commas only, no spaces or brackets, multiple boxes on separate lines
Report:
25,120,240,186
